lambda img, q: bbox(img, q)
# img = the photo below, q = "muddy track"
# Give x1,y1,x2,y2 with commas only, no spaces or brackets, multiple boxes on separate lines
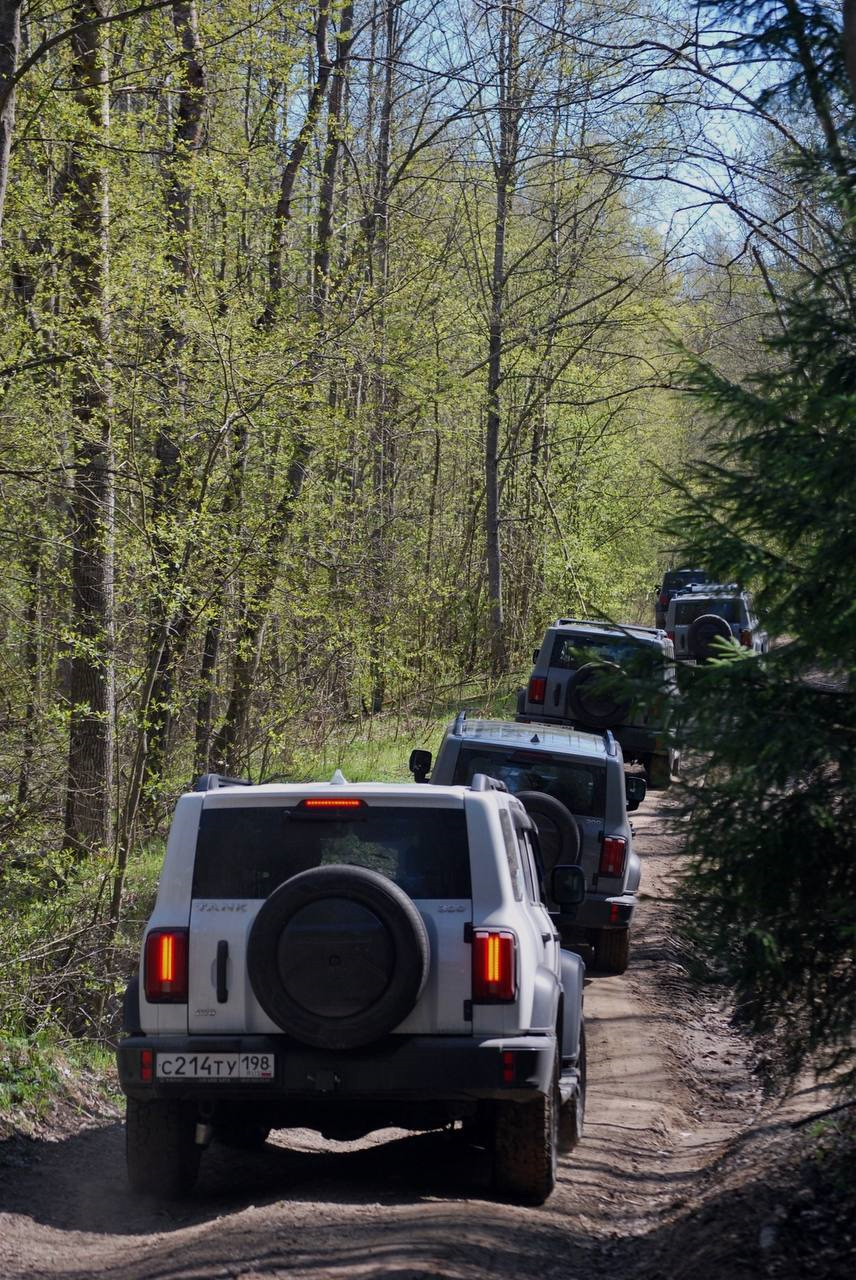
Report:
0,793,771,1280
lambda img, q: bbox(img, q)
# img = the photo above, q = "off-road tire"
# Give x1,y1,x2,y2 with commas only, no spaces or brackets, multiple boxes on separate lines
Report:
687,612,732,662
567,661,632,729
597,927,630,975
559,1023,586,1150
492,1054,559,1204
125,1098,201,1198
247,864,430,1050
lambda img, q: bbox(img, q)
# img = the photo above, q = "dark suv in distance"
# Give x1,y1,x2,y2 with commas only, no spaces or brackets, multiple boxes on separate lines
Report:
654,568,710,629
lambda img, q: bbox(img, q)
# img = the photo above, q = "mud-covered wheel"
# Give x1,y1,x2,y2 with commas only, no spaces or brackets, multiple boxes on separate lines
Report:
597,927,630,975
492,1053,559,1204
126,1098,201,1197
559,1023,586,1150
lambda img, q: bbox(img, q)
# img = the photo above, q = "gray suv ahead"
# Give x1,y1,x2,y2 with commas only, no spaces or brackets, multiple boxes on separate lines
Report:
516,618,678,789
665,585,769,662
411,715,644,975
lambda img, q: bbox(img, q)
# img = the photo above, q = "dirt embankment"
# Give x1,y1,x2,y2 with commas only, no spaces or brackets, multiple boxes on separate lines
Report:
0,792,850,1280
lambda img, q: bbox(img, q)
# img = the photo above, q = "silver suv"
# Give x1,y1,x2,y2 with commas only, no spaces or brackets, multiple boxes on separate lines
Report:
410,715,643,975
517,618,678,789
665,585,769,662
118,772,587,1205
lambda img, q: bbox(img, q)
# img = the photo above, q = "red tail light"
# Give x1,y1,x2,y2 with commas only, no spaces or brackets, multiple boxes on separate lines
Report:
740,630,752,648
527,676,546,705
144,928,189,1003
599,837,627,878
659,593,668,605
472,930,516,1002
666,630,675,643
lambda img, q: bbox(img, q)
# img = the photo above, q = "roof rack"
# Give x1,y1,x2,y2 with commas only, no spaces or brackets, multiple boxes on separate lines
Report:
452,709,467,734
193,773,253,792
470,773,509,793
603,729,618,757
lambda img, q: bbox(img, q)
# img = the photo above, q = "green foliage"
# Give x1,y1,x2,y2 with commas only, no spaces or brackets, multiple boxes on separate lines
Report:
671,1,856,1085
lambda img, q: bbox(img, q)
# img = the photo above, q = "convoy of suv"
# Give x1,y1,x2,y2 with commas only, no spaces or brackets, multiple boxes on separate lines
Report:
116,564,768,1205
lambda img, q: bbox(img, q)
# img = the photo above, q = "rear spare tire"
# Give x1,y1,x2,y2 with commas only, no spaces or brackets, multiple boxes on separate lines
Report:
567,662,632,729
247,865,430,1050
687,612,732,662
515,791,581,873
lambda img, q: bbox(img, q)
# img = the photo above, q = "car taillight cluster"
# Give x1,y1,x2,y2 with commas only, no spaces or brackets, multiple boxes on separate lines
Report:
144,928,189,1002
527,676,546,705
472,930,516,1002
599,836,627,878
659,593,668,606
666,630,675,643
740,630,753,648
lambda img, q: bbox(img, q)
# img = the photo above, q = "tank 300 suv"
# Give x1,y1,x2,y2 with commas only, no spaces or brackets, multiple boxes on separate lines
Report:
118,773,587,1204
411,715,643,974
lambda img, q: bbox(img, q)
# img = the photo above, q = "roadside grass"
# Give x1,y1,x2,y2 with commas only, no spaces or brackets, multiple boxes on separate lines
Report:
286,682,521,782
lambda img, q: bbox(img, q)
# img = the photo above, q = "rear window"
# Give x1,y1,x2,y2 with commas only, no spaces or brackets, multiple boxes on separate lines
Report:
193,805,471,900
549,634,660,677
662,570,709,593
451,747,606,819
674,598,741,625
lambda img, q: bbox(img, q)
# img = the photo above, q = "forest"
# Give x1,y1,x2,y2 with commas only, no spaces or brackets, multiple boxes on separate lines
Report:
1,0,854,1098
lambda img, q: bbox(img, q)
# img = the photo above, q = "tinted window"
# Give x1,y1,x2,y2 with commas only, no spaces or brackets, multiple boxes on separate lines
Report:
662,569,709,593
674,598,741,625
550,634,660,677
451,747,606,819
193,805,471,899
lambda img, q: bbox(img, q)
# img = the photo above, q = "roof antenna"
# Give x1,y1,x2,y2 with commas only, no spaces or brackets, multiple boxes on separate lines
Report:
530,733,540,743
330,769,348,785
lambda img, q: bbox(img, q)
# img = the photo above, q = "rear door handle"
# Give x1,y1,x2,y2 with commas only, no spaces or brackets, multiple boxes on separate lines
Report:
216,940,229,1003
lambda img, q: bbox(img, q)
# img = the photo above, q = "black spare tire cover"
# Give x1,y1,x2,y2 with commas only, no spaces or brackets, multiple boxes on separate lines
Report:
247,865,430,1050
515,791,582,870
567,662,632,729
687,612,732,662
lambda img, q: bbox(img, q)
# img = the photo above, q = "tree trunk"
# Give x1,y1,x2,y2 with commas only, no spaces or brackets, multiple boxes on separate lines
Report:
141,0,207,798
0,0,21,241
485,1,519,676
63,0,115,857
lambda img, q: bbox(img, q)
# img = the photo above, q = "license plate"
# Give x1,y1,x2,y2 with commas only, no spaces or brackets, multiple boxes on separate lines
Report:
155,1052,274,1082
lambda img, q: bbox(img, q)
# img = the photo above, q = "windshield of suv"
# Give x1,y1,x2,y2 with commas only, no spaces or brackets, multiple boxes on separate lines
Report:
549,634,660,677
451,747,606,818
192,805,471,899
673,598,742,625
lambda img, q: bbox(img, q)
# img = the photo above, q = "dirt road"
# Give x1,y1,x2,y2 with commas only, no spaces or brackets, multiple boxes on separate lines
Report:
0,794,776,1280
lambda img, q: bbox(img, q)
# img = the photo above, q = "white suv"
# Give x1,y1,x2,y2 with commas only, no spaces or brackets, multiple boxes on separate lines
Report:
118,772,587,1205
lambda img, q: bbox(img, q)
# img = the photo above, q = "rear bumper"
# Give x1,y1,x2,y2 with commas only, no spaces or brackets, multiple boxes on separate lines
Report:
557,892,635,939
117,1032,558,1104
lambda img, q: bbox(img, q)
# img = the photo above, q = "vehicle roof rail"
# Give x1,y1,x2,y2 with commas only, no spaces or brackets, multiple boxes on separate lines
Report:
470,772,508,793
193,773,253,792
453,708,467,734
603,730,618,757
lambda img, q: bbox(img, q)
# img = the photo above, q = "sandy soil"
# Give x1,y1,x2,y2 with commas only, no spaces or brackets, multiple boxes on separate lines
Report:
0,792,841,1280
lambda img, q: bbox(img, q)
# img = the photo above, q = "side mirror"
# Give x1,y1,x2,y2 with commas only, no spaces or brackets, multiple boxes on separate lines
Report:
408,749,432,782
625,774,647,811
532,648,540,663
550,864,586,908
